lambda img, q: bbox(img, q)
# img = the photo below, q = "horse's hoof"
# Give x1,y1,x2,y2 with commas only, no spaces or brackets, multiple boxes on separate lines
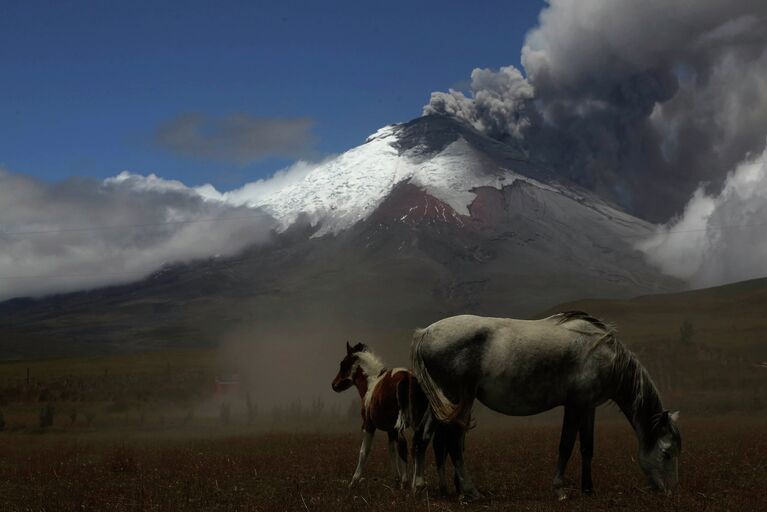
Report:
582,488,595,497
438,485,449,497
556,488,569,501
459,489,483,502
348,477,363,489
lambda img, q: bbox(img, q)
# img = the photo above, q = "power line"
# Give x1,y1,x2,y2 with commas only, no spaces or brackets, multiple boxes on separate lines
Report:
0,212,270,236
0,216,764,283
613,218,767,239
1,193,766,282
1,206,765,239
0,270,152,280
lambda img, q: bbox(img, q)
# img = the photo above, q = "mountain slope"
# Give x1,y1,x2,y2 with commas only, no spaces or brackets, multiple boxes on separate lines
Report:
542,277,767,358
541,278,767,413
0,115,681,359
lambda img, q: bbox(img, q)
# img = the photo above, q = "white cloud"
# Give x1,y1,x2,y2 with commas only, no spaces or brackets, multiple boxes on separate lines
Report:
0,168,277,301
638,144,767,286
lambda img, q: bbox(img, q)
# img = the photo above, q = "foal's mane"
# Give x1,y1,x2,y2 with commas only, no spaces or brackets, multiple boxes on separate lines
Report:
355,348,385,377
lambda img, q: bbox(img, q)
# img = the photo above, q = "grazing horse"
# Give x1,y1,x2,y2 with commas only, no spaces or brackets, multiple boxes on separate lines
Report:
410,312,682,499
332,342,411,488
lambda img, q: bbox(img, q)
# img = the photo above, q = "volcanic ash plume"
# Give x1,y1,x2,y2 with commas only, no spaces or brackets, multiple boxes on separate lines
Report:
425,0,767,222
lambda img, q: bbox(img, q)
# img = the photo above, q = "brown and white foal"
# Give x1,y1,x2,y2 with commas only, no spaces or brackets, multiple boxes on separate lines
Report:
332,342,410,488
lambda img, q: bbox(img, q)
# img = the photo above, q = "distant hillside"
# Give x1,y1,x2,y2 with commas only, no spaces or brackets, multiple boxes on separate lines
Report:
542,276,767,358
540,278,767,413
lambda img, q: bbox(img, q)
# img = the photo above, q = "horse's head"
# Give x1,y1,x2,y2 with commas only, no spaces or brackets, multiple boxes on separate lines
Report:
639,410,681,492
331,341,368,392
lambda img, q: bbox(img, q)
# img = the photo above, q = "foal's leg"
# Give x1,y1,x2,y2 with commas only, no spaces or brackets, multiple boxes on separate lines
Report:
432,425,449,495
553,405,578,499
447,424,481,500
396,431,409,488
349,428,375,488
387,430,408,487
387,430,401,484
578,407,596,495
412,410,435,491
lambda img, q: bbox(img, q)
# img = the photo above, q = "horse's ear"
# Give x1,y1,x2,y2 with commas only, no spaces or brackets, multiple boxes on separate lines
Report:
353,342,366,352
670,410,680,422
346,341,352,355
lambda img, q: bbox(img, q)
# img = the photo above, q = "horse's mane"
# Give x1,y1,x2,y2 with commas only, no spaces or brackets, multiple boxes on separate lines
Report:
551,311,663,432
552,310,611,332
610,337,666,442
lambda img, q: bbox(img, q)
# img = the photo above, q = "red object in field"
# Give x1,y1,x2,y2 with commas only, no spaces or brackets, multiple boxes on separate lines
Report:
214,374,240,395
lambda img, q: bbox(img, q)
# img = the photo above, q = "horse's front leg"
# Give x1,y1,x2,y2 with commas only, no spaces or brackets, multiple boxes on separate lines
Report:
349,428,375,488
578,407,596,495
553,405,578,499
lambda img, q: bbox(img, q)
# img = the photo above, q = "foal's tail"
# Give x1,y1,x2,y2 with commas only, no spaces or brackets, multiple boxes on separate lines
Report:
394,366,431,434
394,376,410,433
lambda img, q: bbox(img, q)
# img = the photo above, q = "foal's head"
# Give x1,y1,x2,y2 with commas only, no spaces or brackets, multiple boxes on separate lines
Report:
639,410,682,492
331,342,368,392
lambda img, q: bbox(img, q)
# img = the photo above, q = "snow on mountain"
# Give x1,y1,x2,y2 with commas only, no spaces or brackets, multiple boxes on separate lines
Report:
207,123,511,234
116,116,649,238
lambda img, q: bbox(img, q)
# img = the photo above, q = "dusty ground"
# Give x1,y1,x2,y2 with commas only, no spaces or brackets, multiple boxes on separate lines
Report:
0,416,764,511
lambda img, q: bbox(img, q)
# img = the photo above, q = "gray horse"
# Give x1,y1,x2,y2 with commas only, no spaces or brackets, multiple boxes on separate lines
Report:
410,311,681,499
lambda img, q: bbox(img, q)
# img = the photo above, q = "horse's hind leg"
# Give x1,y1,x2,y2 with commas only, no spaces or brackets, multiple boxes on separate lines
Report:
447,423,481,500
553,405,578,499
432,425,449,495
578,407,596,495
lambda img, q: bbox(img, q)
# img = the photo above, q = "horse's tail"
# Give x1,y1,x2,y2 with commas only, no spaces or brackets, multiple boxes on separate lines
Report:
410,327,465,425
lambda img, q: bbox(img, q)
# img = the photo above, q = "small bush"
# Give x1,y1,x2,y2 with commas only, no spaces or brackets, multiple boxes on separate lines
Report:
39,403,55,428
220,402,231,426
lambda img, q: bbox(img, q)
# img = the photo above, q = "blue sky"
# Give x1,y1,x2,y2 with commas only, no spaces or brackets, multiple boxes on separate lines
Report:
1,0,544,189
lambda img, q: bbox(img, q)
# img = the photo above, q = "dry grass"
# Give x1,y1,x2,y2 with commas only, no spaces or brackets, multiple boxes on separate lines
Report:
0,416,764,511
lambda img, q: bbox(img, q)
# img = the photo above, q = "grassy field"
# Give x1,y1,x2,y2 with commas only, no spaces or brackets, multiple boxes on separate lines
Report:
1,281,766,512
0,416,764,511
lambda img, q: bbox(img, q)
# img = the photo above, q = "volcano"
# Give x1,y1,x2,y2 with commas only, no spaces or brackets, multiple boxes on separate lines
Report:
0,115,679,359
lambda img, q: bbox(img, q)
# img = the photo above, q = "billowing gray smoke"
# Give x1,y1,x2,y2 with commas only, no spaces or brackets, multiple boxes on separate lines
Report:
425,0,767,221
424,66,536,140
0,169,277,301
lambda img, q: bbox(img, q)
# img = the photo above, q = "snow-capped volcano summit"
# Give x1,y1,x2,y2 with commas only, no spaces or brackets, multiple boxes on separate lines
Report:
188,114,649,240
